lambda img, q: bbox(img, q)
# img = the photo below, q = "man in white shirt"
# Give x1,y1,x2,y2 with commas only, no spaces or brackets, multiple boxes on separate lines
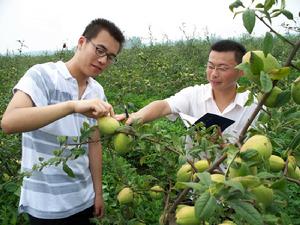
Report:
117,40,257,143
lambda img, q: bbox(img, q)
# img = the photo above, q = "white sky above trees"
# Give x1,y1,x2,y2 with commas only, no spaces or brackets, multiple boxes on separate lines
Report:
0,0,299,54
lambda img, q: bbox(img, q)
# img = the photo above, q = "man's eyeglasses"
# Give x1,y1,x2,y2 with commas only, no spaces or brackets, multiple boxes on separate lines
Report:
206,63,236,73
88,39,118,64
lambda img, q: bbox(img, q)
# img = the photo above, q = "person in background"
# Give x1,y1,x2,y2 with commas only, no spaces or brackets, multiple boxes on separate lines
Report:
1,18,125,225
116,40,258,143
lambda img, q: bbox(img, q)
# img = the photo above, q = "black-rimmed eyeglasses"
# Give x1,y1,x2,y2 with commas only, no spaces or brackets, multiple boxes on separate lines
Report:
87,39,118,64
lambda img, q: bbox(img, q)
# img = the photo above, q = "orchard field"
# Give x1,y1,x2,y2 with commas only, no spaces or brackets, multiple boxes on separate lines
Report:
1,1,300,224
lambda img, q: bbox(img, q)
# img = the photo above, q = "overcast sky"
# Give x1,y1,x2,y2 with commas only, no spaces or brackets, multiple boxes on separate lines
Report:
0,0,299,54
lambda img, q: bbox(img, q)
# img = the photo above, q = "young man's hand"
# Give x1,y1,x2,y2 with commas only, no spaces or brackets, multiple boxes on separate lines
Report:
94,194,104,218
72,99,114,119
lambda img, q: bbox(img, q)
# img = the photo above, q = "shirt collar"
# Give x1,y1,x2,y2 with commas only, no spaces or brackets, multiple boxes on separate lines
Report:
56,61,92,84
203,83,214,101
204,83,249,107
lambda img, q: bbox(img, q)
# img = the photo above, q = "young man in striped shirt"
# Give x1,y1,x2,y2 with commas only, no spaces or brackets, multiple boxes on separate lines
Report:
1,18,125,225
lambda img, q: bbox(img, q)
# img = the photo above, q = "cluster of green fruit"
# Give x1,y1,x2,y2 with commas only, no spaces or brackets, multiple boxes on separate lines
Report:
242,50,300,107
173,134,299,224
97,116,133,154
117,185,164,205
175,205,236,225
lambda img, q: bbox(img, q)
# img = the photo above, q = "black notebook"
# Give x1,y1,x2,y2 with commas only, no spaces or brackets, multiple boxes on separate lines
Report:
179,113,235,132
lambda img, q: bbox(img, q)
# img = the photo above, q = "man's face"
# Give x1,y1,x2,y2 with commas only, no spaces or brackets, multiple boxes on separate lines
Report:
206,50,243,92
78,30,120,77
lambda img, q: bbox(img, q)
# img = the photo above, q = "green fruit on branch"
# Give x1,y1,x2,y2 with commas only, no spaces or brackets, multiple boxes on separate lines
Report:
293,166,300,180
211,174,225,183
176,164,193,182
240,135,272,161
97,116,120,135
287,155,297,176
117,187,134,204
194,159,210,172
149,185,164,199
251,185,273,208
176,206,200,225
231,175,261,188
291,77,300,104
269,155,285,172
262,86,283,108
113,133,132,154
242,50,280,74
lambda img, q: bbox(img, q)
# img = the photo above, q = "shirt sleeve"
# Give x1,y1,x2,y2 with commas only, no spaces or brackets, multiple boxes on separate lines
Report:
13,65,50,107
165,86,194,114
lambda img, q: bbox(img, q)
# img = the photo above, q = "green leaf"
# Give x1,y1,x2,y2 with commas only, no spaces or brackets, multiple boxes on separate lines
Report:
275,90,291,107
198,172,212,186
264,10,272,24
180,181,203,190
224,180,245,194
263,32,273,56
63,162,75,178
255,3,264,8
288,130,300,149
269,67,290,80
229,200,264,225
245,92,254,106
229,0,244,12
280,212,293,225
236,62,254,78
57,136,67,145
271,178,287,191
250,52,264,75
240,149,259,160
237,86,247,93
243,9,256,34
260,72,273,93
271,9,282,18
195,191,217,220
256,171,276,179
281,9,294,20
264,0,275,11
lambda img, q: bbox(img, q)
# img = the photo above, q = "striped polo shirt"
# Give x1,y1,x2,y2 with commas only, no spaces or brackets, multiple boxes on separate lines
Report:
14,61,106,219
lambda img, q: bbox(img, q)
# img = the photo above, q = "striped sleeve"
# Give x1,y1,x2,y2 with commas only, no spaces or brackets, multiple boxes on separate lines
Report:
13,65,54,107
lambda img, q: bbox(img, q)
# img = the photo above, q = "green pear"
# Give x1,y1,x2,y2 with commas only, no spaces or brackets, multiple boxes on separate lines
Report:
149,185,164,199
98,116,120,135
117,187,133,204
291,77,300,105
194,159,210,172
176,206,200,225
251,185,273,208
113,133,132,154
269,155,285,172
263,86,283,108
240,135,272,161
176,164,193,182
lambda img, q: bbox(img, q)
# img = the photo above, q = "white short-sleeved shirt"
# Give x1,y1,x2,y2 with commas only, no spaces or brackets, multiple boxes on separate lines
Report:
166,83,258,143
14,61,106,219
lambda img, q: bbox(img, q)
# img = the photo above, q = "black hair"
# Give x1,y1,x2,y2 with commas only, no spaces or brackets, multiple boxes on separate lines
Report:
210,40,246,64
82,18,125,52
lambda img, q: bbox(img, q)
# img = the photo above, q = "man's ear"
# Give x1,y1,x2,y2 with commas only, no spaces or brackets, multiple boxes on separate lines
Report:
77,36,86,49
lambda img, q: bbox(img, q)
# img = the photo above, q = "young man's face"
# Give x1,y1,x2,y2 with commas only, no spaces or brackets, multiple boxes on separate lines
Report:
206,50,243,92
78,30,120,77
